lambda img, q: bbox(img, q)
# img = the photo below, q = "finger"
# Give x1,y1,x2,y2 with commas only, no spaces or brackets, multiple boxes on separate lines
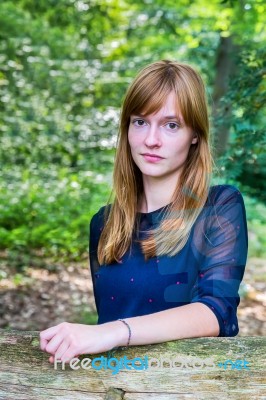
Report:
40,337,49,352
61,347,80,364
45,333,65,355
50,350,81,364
54,339,70,361
40,325,61,350
40,324,62,340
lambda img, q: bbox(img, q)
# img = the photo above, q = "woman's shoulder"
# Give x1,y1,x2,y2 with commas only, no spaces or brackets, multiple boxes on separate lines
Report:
207,184,244,206
90,203,112,226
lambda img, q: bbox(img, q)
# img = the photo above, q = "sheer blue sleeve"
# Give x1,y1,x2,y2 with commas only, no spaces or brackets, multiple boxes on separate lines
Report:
190,185,248,336
89,211,102,315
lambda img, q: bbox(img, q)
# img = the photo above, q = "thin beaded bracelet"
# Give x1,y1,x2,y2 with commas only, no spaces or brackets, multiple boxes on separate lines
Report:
118,318,132,346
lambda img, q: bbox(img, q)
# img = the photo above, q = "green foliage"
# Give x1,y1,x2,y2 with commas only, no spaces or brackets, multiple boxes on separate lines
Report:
0,164,112,260
244,194,266,258
0,0,265,264
215,48,266,201
73,308,98,325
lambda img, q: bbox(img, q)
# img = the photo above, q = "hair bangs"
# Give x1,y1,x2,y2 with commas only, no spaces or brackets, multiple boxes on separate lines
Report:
129,71,176,117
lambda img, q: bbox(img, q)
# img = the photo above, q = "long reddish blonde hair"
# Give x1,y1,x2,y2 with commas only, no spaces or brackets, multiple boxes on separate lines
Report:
97,60,213,265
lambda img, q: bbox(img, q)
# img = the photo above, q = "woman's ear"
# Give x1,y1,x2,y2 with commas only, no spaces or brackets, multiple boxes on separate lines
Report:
191,135,198,144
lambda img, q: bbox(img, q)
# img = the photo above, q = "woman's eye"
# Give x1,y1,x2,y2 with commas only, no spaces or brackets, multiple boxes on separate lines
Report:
166,122,179,130
133,119,146,126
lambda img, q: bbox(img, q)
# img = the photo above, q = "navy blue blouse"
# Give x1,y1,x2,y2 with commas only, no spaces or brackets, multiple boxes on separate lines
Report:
89,184,248,337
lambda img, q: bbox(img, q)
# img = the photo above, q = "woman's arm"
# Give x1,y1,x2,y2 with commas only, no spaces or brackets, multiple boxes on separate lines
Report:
40,302,219,364
114,302,220,346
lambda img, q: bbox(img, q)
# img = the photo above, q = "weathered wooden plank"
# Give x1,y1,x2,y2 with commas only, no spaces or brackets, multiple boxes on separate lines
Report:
0,329,265,399
124,394,266,400
0,383,105,400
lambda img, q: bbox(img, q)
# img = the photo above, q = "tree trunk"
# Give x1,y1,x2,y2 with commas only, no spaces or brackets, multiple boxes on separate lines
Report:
212,35,238,158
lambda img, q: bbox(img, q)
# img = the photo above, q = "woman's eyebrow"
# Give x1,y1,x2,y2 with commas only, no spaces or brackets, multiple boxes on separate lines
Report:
162,115,180,120
131,114,182,120
162,115,184,124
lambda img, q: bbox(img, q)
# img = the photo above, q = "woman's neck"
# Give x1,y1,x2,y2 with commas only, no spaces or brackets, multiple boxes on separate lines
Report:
138,174,179,213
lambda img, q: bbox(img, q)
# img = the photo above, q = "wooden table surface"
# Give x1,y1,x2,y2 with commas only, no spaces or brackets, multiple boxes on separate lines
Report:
0,330,265,400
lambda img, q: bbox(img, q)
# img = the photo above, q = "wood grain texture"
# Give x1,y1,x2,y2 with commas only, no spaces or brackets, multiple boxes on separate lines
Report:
0,330,265,400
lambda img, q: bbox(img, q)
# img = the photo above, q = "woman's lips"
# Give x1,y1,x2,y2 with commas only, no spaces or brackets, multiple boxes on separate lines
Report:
142,154,164,162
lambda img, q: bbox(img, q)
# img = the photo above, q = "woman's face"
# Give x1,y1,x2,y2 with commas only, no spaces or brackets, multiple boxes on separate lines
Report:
128,91,198,181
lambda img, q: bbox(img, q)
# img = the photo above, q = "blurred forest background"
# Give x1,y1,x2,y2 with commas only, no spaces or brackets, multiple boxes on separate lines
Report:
0,0,265,333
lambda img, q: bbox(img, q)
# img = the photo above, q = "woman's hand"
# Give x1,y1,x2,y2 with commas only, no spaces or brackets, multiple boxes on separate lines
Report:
40,321,127,364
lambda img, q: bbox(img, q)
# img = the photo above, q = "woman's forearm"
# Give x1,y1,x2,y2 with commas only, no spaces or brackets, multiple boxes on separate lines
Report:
40,303,220,363
106,302,220,347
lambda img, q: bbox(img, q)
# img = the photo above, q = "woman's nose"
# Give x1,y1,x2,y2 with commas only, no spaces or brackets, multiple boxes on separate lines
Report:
144,125,161,147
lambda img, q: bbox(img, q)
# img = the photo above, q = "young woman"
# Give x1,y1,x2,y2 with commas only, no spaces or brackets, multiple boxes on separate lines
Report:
40,60,248,364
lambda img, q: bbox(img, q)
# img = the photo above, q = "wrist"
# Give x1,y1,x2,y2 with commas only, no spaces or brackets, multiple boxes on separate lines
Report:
105,319,130,348
117,319,131,346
